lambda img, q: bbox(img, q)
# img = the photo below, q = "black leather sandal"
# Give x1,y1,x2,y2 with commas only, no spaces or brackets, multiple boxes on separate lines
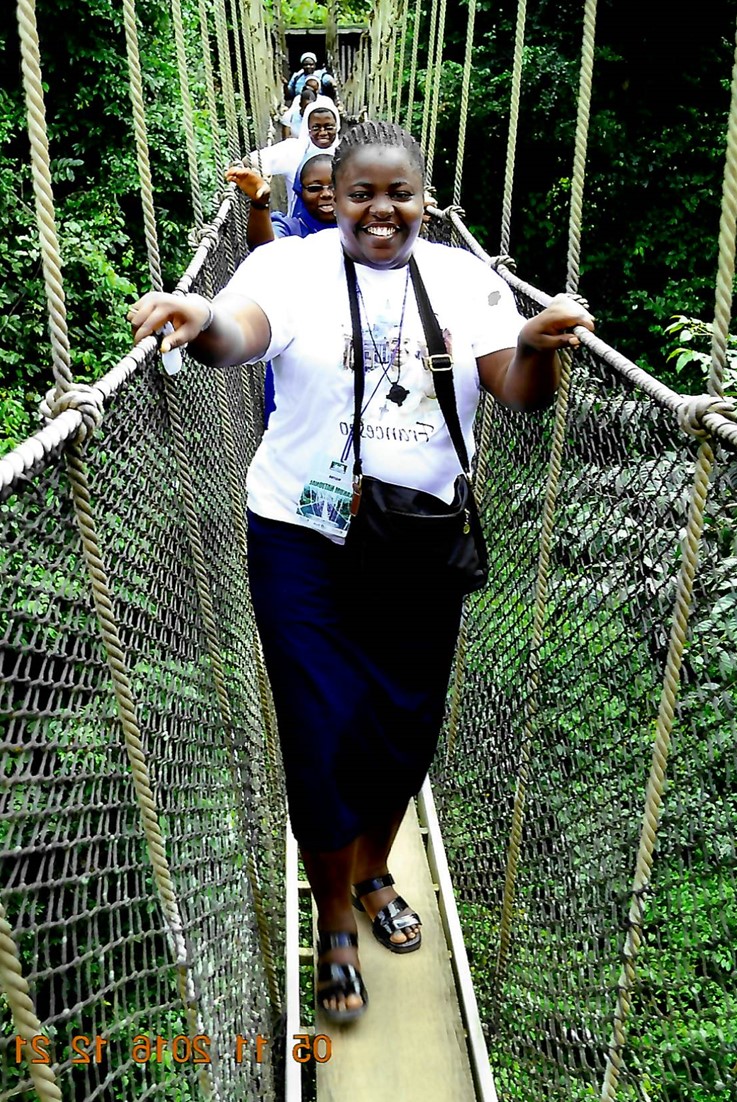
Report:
316,931,368,1024
353,873,422,954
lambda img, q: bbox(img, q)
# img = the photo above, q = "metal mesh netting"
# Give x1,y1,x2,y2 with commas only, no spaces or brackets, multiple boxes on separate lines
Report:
1,192,285,1101
431,260,737,1100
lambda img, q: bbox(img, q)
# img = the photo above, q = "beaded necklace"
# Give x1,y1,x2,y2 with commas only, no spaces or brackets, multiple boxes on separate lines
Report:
354,266,412,407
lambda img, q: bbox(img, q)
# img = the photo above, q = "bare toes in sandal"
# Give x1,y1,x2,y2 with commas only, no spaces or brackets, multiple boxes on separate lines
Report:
353,874,422,954
316,931,368,1024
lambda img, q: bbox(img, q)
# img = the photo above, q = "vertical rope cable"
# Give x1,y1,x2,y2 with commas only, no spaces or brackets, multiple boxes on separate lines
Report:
0,903,62,1101
213,0,241,161
599,22,737,1101
494,0,598,1003
64,441,211,1095
452,0,477,207
566,0,598,295
121,0,163,291
445,0,480,759
420,0,439,155
367,2,385,118
386,17,399,123
243,0,266,149
424,0,447,184
271,0,288,112
499,0,527,254
228,0,251,152
16,0,72,391
170,0,204,233
405,0,423,129
198,0,225,186
393,0,410,125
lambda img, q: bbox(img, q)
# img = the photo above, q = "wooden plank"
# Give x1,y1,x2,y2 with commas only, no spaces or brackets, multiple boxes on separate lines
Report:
314,802,477,1102
285,827,303,1102
418,780,499,1102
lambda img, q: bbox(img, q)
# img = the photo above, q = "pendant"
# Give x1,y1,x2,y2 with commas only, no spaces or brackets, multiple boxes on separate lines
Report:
387,382,410,406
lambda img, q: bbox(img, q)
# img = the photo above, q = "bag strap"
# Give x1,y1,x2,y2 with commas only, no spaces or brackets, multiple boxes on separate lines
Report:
344,255,365,509
408,255,471,476
343,251,472,501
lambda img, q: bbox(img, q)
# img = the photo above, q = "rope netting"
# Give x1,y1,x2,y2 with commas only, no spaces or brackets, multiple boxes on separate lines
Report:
2,1,737,1100
427,215,737,1101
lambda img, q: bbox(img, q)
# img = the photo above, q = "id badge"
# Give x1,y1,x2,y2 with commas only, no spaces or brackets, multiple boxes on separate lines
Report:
296,455,353,537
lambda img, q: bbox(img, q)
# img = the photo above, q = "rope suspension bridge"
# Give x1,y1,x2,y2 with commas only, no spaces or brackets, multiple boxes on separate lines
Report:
2,0,737,1099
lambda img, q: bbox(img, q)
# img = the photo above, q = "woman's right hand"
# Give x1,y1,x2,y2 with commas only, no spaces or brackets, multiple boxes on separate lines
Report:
127,292,211,353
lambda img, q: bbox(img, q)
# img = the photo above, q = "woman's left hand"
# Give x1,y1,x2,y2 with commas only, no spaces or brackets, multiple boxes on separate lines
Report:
519,294,595,352
225,164,271,205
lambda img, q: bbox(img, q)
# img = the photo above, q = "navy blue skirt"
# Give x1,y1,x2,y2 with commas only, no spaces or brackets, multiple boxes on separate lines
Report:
247,511,463,852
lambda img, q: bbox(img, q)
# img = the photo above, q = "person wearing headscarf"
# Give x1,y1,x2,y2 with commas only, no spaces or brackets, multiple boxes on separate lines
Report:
286,50,339,104
248,99,340,215
226,154,336,249
225,154,336,425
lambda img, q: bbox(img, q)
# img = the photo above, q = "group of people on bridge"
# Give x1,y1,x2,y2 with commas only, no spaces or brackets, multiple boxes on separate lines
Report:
129,67,594,1024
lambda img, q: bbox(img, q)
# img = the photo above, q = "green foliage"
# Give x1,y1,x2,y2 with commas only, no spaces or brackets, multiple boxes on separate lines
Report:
428,1,737,378
278,0,370,28
662,314,737,393
0,0,223,452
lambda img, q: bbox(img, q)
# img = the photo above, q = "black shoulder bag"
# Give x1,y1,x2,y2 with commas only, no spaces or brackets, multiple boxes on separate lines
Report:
343,253,489,595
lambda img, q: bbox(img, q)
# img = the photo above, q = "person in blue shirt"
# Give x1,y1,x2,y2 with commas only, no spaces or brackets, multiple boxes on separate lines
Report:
286,51,340,107
226,154,336,423
227,153,335,250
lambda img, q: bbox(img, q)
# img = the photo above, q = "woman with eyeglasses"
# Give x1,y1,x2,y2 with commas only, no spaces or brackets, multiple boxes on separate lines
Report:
226,153,336,425
247,99,340,215
227,154,336,251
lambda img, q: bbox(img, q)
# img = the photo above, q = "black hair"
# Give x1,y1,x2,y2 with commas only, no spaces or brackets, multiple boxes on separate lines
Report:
332,120,425,184
300,88,317,105
299,153,333,181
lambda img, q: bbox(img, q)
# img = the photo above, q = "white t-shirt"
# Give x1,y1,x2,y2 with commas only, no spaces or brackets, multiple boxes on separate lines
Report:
219,231,524,540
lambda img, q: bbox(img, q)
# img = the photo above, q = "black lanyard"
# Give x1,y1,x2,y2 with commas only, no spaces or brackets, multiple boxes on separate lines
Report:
343,252,472,511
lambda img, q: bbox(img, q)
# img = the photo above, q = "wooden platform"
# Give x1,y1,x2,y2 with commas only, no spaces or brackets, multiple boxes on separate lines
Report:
313,801,478,1102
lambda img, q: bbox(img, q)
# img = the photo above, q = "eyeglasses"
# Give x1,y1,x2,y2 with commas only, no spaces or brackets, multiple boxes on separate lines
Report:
309,124,337,134
302,183,334,195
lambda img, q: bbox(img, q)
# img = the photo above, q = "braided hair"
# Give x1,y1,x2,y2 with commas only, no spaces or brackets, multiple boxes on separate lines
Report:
332,120,425,184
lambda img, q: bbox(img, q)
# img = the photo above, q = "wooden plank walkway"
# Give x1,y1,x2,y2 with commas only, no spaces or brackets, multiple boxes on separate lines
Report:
314,802,477,1102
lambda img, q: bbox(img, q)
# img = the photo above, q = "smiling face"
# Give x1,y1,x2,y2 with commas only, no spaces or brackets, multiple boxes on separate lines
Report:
334,144,425,269
308,109,338,149
302,57,317,74
299,158,335,222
